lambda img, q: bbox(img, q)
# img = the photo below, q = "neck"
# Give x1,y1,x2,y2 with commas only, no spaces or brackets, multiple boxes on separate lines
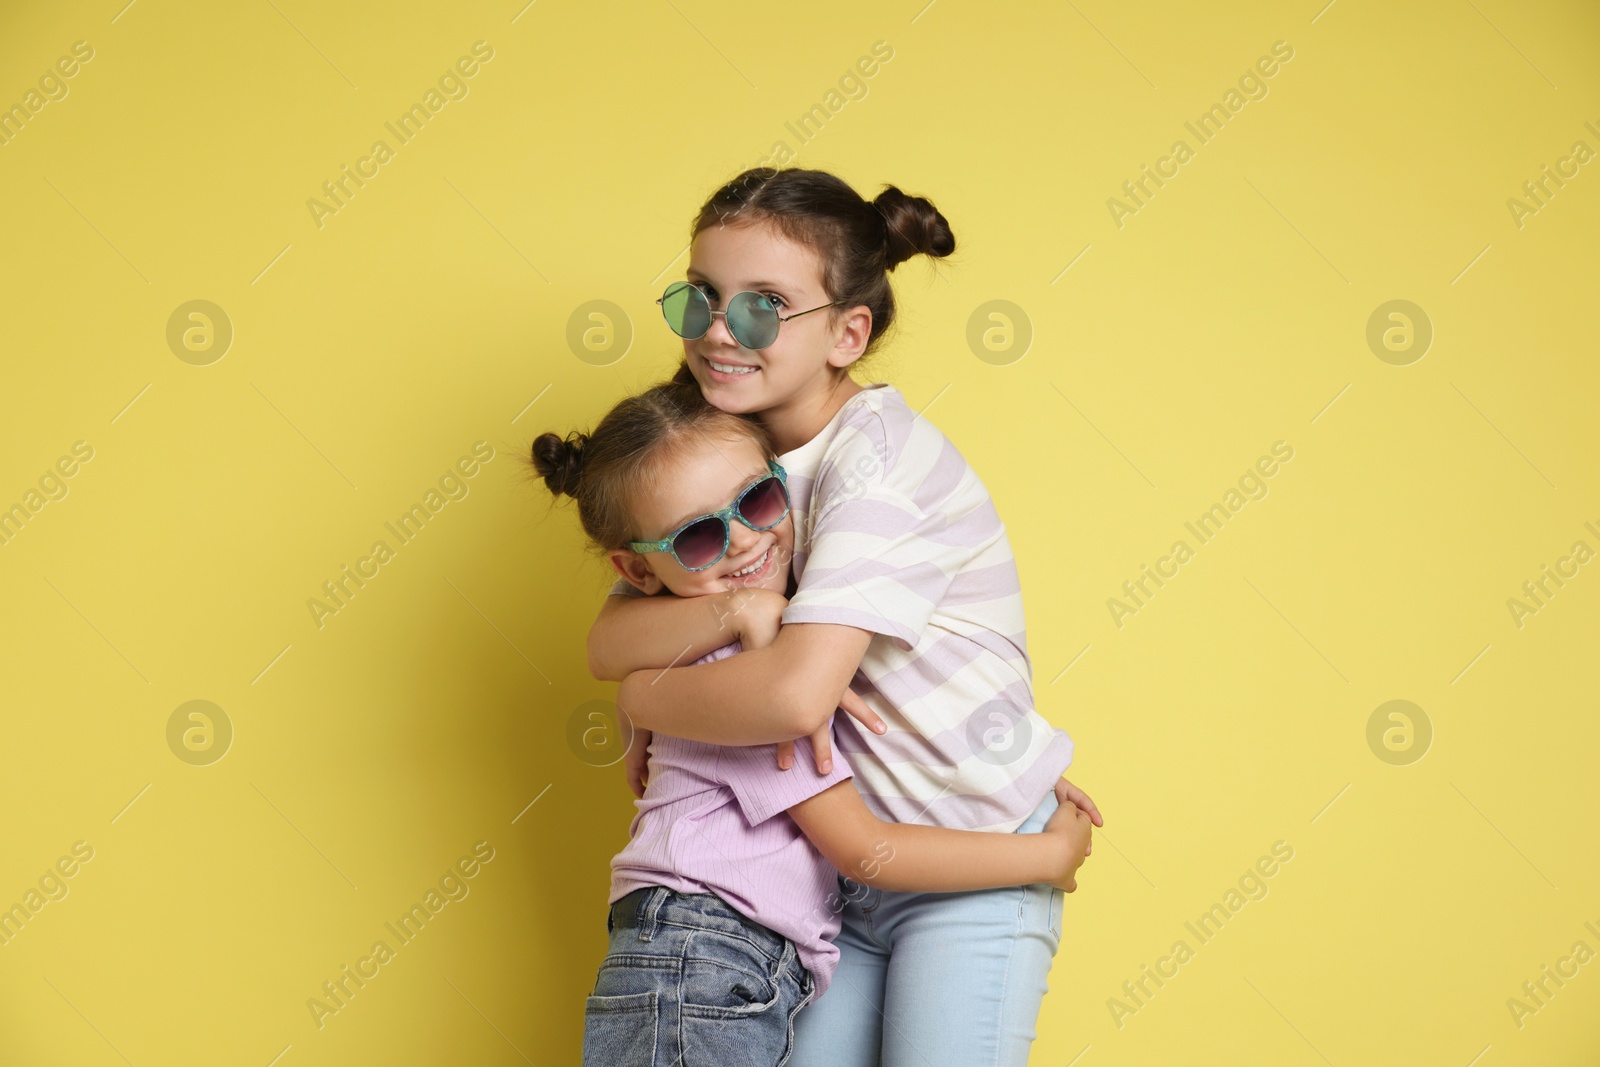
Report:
762,371,865,454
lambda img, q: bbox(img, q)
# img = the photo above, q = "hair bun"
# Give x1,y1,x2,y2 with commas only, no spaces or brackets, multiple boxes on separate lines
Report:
873,185,956,270
531,431,587,497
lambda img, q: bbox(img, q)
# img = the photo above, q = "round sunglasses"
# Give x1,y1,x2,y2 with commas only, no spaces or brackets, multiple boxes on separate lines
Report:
657,281,842,351
627,461,790,572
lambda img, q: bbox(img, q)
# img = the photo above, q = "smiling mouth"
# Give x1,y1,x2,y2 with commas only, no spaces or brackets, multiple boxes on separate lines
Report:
726,545,772,578
706,358,759,375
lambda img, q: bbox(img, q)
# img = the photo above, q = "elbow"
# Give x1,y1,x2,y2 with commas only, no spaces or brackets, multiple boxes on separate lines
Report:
777,663,835,737
808,829,866,885
787,701,829,740
832,836,897,889
586,627,621,683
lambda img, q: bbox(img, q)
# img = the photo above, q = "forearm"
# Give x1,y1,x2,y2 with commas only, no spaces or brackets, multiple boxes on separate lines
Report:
849,822,1057,892
614,622,873,745
587,590,745,681
789,782,1061,892
615,644,804,745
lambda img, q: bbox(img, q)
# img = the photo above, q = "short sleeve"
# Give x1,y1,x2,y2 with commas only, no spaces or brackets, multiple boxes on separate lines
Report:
716,723,854,827
783,424,998,652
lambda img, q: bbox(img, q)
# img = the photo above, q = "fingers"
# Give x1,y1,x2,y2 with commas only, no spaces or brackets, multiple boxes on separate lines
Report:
838,688,887,735
809,722,834,775
1078,792,1104,826
776,739,795,772
1054,777,1104,826
1073,806,1093,858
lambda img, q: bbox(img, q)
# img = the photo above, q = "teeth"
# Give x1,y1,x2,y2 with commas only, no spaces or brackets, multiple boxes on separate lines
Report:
730,547,770,577
709,360,758,375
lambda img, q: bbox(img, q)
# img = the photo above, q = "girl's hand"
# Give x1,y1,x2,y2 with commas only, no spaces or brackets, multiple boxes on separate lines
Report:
720,586,796,771
1053,777,1103,855
1042,803,1094,892
775,687,886,774
624,726,652,799
723,586,788,650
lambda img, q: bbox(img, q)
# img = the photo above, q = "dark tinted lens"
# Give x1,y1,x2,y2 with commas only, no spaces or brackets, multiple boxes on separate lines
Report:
673,516,728,569
727,292,779,350
662,282,710,338
737,477,788,529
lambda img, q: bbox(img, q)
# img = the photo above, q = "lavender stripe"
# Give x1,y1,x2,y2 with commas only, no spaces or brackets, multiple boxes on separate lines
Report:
942,558,1023,606
797,557,949,603
847,733,1075,830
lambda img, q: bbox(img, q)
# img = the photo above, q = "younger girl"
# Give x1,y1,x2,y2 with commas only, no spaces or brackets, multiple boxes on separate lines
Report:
531,379,1093,1067
588,167,1104,1066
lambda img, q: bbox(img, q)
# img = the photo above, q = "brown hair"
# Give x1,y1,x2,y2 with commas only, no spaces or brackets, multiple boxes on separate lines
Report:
670,167,955,385
528,378,775,554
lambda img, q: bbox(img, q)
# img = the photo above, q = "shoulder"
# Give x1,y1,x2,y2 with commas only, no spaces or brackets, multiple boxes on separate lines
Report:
607,576,650,598
818,384,980,505
814,384,911,478
829,383,901,452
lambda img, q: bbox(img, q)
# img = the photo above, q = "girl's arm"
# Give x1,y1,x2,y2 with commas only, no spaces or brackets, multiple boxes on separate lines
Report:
588,587,776,681
616,622,875,745
786,780,1093,894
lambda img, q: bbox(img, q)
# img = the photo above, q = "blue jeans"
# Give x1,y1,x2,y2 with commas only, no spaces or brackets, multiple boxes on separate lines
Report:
583,885,816,1067
788,788,1065,1067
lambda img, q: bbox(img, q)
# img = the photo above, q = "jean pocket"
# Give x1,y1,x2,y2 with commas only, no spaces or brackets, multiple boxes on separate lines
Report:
583,990,658,1067
680,954,794,1067
1049,886,1064,940
681,955,780,1018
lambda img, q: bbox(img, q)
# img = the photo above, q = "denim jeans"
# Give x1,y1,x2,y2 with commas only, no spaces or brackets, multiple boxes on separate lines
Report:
788,788,1065,1067
582,885,816,1067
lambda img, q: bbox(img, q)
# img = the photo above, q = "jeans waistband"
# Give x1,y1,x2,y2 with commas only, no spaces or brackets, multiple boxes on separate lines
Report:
609,886,792,968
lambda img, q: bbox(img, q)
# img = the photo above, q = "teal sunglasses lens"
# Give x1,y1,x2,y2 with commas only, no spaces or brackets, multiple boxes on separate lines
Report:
726,291,779,349
661,281,711,338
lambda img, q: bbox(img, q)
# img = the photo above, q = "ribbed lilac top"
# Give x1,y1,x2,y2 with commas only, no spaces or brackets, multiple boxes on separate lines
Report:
609,640,856,995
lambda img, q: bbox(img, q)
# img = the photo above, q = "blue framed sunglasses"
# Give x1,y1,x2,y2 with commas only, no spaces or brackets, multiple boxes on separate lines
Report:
628,460,790,571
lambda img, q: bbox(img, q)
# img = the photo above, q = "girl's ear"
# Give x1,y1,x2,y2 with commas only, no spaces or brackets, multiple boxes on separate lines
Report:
827,304,873,369
607,548,666,595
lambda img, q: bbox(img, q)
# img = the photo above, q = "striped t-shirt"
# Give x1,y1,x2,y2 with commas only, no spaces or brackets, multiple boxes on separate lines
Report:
609,639,857,995
610,382,1073,833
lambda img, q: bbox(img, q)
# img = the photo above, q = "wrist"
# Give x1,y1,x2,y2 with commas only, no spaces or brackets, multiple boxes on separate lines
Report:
1030,834,1066,885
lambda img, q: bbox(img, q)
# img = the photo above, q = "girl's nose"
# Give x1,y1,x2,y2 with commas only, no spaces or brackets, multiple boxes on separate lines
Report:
726,518,762,555
704,310,740,349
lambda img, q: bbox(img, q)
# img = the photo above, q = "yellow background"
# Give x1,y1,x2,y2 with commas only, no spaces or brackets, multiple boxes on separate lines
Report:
1,0,1596,1063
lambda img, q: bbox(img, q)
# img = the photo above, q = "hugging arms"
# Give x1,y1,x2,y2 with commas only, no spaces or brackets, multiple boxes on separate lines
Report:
590,584,1096,894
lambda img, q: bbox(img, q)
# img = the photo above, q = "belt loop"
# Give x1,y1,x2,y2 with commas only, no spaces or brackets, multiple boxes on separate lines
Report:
776,937,796,979
638,886,669,942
